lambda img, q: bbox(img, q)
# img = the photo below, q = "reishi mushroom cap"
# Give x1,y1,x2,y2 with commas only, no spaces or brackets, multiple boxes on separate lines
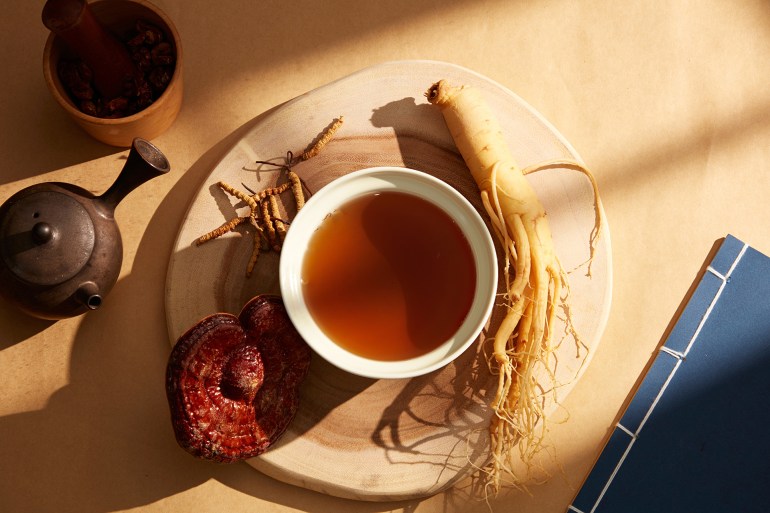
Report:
165,295,311,462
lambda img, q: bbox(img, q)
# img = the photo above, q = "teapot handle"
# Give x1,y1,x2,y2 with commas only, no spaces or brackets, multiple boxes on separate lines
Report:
98,138,171,212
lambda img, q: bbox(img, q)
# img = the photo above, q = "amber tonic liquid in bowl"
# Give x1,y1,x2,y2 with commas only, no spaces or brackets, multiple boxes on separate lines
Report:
301,191,477,361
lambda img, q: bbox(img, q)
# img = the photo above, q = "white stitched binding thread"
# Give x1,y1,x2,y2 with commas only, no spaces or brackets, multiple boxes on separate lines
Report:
589,357,683,512
706,266,726,281
659,346,684,359
616,422,636,439
635,357,684,436
578,241,749,513
568,505,587,513
682,243,748,357
590,435,638,513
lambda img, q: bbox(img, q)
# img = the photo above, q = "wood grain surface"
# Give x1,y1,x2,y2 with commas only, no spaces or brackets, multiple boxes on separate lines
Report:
164,60,612,501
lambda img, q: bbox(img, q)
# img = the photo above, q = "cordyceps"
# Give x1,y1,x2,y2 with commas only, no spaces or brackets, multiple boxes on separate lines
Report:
195,116,343,277
425,80,603,492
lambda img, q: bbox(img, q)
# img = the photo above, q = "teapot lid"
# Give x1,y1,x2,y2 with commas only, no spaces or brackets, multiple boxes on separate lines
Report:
0,189,95,286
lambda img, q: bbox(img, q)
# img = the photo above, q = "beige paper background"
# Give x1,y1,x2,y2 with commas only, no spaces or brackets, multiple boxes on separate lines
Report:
2,1,770,512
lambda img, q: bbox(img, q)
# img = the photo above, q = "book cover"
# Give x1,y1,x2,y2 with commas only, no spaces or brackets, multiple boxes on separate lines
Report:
569,235,770,513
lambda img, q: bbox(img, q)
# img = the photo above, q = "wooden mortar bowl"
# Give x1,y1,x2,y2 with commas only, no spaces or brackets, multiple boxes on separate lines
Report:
43,0,183,147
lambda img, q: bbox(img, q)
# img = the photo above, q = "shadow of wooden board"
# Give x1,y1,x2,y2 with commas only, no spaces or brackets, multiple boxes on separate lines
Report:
165,60,612,501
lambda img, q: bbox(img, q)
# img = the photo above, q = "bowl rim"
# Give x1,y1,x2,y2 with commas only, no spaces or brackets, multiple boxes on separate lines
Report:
42,0,183,126
279,166,498,380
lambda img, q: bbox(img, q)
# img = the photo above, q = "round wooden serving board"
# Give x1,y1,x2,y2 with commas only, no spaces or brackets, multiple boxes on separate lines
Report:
164,60,612,501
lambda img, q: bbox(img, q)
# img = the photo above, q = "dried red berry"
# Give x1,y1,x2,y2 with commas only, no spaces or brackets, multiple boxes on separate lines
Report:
151,42,175,66
136,19,164,46
130,45,152,73
148,66,172,91
165,295,311,462
79,100,98,116
56,18,175,119
69,82,94,101
102,96,129,117
59,60,94,100
135,80,154,108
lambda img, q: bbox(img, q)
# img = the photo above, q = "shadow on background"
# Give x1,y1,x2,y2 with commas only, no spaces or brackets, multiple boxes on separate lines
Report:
5,1,770,512
0,0,478,186
0,79,510,511
0,108,426,513
0,295,56,348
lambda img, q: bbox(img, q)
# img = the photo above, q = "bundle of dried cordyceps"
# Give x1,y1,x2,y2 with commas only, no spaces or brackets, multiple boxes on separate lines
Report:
195,117,344,277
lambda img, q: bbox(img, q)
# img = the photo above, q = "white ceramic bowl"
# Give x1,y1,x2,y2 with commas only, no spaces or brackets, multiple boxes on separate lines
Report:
279,167,497,379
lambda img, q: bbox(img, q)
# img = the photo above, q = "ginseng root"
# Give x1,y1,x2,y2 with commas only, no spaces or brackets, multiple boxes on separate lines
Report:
426,80,603,492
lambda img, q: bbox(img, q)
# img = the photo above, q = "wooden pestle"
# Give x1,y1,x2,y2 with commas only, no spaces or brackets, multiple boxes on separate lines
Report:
42,0,138,100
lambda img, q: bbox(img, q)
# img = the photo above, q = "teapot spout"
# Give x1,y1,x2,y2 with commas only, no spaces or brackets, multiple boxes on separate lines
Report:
76,281,103,310
98,138,171,212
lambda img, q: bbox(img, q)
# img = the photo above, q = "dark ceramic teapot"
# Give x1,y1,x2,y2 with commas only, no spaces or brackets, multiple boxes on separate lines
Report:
0,138,170,319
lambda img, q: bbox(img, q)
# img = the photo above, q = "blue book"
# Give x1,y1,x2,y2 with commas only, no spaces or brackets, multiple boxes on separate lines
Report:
569,234,770,513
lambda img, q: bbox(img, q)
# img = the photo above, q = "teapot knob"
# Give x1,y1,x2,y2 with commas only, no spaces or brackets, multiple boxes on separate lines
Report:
32,222,54,245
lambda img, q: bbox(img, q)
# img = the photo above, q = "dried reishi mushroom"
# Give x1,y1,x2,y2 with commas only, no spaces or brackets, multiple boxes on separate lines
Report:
166,295,311,462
